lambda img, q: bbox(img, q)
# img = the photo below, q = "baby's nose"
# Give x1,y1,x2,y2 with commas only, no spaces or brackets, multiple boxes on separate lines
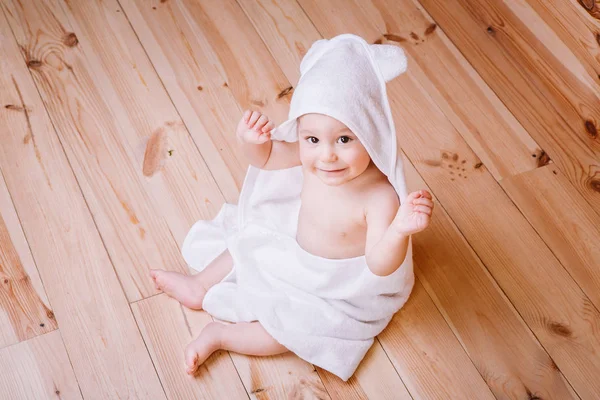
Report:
320,147,338,162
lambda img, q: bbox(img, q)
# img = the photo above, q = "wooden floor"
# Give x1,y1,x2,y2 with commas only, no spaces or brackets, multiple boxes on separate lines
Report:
1,0,599,398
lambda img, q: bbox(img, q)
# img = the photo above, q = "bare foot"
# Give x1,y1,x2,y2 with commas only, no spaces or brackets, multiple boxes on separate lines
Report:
150,269,207,309
185,322,223,375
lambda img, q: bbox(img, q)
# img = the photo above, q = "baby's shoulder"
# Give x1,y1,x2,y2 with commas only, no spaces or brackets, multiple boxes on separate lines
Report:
363,180,400,213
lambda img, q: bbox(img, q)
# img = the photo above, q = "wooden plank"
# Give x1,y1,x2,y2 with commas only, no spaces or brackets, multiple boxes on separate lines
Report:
417,0,600,215
0,331,81,399
131,294,249,400
316,343,412,400
387,68,598,399
3,0,226,302
0,168,56,348
264,0,597,397
402,157,575,399
228,352,330,399
524,0,600,85
119,0,293,197
0,8,165,398
378,281,493,399
238,0,541,181
501,165,600,311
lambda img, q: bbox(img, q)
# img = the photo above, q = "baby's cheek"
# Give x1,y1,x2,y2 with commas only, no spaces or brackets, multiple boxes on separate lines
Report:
298,146,315,164
349,149,371,169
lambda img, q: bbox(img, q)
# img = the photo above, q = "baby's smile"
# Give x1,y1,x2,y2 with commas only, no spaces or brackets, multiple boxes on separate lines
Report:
318,167,346,173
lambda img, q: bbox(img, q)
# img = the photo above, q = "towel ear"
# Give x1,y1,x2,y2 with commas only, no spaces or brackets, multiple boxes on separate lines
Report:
369,44,408,82
299,39,330,75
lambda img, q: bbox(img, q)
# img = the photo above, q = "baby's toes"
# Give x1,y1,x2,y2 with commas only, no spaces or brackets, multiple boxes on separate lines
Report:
185,348,199,375
152,271,166,289
150,269,160,283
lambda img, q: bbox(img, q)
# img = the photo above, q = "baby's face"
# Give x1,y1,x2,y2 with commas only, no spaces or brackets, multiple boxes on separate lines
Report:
297,113,371,186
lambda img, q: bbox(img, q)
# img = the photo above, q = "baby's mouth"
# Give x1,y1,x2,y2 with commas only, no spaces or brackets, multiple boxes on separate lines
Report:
319,168,346,173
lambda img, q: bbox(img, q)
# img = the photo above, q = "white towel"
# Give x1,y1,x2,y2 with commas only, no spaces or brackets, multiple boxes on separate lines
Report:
182,34,414,381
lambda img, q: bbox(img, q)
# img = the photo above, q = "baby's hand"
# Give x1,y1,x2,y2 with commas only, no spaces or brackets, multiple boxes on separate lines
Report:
392,190,434,236
236,110,275,144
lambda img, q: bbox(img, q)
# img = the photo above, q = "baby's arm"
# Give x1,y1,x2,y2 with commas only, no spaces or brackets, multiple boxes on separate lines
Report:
236,110,301,170
365,187,410,277
365,188,434,276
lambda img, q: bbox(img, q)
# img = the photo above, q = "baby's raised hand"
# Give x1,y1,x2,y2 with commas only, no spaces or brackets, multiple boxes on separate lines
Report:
392,190,434,236
236,110,275,144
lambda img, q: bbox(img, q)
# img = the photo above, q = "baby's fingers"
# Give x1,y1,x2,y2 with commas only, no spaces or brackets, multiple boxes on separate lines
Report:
414,205,432,215
262,121,275,133
414,198,434,208
254,130,271,143
242,109,252,124
247,111,262,127
415,190,432,199
254,115,269,131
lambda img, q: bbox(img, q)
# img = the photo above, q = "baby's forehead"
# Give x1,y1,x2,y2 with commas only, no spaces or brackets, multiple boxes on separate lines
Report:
297,114,355,135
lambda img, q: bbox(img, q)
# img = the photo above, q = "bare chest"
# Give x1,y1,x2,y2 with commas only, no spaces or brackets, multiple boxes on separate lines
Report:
296,188,367,259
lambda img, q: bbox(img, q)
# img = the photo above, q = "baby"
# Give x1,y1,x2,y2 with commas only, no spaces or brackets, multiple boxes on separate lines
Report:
151,109,434,376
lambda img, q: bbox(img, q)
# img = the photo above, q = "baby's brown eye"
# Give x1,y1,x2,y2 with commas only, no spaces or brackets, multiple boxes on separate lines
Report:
307,137,318,144
338,136,351,144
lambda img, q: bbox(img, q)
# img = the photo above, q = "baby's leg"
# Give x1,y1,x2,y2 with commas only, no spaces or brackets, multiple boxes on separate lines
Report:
150,249,233,309
185,321,288,375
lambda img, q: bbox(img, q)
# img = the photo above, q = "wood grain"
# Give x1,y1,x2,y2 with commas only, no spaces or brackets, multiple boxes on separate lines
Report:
0,7,165,397
501,165,600,311
378,281,495,399
417,0,600,215
316,343,412,400
403,154,572,399
0,331,81,399
0,168,56,348
525,0,600,85
3,0,226,302
120,0,293,198
230,349,330,399
370,0,543,180
390,54,598,400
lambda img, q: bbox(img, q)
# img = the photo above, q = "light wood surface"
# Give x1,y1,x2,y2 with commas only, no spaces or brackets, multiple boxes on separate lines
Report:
0,167,56,348
1,0,599,398
0,5,165,397
501,165,600,312
0,331,81,399
418,0,600,216
3,0,225,302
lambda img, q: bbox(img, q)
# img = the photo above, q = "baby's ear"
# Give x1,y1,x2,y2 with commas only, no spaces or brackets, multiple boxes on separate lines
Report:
369,43,408,82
